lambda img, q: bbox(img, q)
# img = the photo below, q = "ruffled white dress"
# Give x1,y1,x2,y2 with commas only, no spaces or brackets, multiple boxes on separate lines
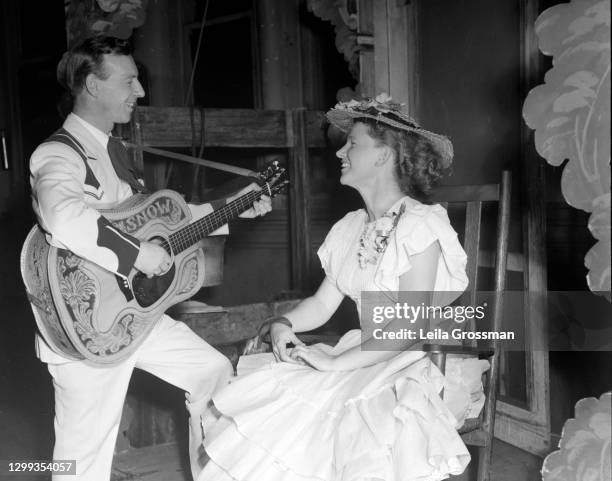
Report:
199,198,489,481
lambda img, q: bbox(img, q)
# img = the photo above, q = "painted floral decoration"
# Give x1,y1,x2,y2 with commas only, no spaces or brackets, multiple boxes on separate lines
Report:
358,204,405,268
541,391,611,481
522,0,610,299
66,0,148,47
307,0,360,78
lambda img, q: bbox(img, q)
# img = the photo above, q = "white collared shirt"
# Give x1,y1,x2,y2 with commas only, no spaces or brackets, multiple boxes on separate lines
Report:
71,113,110,149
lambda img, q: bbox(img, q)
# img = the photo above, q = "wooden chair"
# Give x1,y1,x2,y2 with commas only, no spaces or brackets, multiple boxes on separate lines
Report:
424,170,512,481
248,171,512,481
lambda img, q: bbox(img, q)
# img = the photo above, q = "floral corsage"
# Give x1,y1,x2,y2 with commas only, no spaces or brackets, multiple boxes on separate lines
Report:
358,203,406,268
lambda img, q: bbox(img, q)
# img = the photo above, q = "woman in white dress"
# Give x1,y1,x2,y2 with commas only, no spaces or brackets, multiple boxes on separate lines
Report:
198,94,488,481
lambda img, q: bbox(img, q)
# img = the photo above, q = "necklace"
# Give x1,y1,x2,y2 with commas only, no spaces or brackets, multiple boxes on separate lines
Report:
357,203,406,268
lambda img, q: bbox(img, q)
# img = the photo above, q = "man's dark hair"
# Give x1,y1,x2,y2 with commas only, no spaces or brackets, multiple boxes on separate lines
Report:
57,36,132,116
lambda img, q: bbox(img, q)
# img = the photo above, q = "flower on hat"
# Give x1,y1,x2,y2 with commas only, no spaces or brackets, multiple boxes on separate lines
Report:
333,93,403,115
374,93,392,104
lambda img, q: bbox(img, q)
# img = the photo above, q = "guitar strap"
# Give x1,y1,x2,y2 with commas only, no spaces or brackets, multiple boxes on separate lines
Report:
48,129,258,198
47,128,102,190
48,128,150,194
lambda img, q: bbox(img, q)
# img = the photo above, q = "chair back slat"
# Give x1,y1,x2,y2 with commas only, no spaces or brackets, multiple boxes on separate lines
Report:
430,171,511,367
462,200,483,340
463,201,483,300
429,183,500,203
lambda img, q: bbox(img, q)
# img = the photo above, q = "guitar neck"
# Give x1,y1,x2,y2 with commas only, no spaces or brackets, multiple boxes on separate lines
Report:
168,189,264,254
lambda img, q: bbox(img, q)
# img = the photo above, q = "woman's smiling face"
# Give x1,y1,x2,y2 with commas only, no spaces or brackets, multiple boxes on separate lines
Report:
336,122,385,189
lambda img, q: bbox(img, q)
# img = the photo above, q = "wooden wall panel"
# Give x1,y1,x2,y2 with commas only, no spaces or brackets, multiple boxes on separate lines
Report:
132,107,326,148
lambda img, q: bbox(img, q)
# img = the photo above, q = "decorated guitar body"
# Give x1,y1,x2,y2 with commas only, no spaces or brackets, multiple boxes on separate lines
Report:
21,164,287,364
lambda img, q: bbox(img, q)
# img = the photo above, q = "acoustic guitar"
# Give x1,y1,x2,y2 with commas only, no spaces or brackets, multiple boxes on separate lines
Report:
21,163,287,364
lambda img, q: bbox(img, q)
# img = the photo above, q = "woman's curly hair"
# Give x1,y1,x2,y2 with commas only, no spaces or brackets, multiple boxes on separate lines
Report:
358,118,450,200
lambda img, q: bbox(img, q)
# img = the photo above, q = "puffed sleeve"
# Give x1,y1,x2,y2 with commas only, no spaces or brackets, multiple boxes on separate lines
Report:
317,210,363,284
31,142,140,280
375,203,468,305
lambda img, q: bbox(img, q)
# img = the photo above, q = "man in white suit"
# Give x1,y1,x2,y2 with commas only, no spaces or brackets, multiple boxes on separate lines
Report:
29,36,270,480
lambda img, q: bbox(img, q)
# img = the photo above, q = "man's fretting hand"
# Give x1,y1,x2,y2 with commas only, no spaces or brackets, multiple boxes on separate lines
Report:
230,183,273,219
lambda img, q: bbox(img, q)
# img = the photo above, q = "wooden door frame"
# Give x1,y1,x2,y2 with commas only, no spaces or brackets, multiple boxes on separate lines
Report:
357,0,419,116
493,0,551,456
0,0,25,215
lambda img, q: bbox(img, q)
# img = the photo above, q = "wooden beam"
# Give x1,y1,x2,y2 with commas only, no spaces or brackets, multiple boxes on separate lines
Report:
0,0,26,212
288,108,312,290
373,0,389,96
358,0,375,96
370,0,417,114
131,107,326,148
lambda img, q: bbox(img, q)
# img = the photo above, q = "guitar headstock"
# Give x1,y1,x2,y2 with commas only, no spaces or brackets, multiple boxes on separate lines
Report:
258,161,289,197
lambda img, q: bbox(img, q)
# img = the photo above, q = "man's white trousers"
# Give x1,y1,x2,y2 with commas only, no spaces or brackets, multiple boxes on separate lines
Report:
47,314,233,481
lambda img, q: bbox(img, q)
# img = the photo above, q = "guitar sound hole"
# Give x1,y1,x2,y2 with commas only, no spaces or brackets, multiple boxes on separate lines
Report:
132,265,176,308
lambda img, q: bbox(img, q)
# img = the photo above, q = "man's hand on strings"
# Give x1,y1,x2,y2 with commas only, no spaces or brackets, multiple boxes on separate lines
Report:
135,241,172,278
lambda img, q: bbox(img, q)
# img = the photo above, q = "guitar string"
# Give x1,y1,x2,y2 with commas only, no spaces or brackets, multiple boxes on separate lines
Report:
168,189,264,253
174,195,256,250
177,190,260,246
171,197,254,252
172,191,257,247
169,175,282,251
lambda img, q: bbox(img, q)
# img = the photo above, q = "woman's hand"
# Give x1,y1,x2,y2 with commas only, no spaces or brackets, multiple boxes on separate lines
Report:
290,345,339,371
270,322,305,363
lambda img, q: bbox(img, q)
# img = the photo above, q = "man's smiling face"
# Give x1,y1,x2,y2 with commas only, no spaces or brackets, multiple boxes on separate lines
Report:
94,54,145,127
